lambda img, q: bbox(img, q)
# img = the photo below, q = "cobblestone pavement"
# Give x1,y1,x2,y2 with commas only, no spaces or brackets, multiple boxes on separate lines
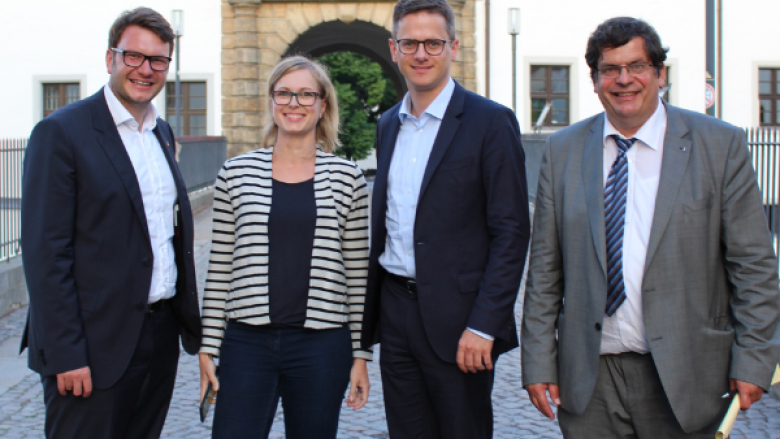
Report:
1,207,779,438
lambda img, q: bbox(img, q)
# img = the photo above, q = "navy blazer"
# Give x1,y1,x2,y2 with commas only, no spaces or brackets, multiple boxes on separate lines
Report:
20,89,201,389
361,82,531,362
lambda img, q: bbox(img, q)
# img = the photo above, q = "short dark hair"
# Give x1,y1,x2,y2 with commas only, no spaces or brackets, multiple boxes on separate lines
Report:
585,17,668,82
393,0,456,40
108,7,175,56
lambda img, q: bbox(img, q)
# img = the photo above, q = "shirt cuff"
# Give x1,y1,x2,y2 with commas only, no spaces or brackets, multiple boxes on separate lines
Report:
467,327,494,341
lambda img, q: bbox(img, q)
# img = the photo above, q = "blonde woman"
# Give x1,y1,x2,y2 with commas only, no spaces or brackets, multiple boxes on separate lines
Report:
198,55,371,438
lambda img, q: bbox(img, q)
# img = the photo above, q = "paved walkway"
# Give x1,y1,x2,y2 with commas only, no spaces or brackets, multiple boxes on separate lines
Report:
1,207,778,438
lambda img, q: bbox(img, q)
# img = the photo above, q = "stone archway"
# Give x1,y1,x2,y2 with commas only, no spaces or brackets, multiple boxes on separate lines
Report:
284,20,407,100
222,0,477,157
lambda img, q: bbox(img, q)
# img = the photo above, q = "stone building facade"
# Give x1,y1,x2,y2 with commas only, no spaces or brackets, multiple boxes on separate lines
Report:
222,0,478,157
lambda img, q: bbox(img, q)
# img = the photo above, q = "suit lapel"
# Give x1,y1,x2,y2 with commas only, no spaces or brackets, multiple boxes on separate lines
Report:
644,104,691,271
418,84,464,204
92,89,151,244
372,105,402,232
583,114,608,278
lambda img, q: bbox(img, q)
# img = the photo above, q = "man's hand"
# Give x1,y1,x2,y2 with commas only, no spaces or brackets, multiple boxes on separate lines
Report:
56,366,92,397
456,329,494,373
347,359,370,410
525,383,560,420
730,379,764,409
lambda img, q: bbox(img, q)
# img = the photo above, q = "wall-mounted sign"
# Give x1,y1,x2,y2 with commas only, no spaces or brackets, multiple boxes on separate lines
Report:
705,83,716,109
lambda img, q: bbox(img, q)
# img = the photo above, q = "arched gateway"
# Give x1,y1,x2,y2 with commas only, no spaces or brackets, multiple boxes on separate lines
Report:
222,0,478,157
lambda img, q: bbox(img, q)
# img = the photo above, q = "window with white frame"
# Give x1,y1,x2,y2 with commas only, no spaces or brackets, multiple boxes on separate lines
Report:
530,65,569,127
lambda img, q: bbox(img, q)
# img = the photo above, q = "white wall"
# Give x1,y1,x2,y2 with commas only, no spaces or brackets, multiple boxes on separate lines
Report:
721,0,780,128
483,0,706,133
0,0,222,138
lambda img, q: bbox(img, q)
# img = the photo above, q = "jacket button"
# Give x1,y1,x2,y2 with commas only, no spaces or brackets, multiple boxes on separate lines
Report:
143,257,152,266
595,323,602,331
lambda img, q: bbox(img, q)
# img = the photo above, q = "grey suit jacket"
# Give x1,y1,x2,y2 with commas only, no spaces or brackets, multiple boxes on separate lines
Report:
521,102,780,432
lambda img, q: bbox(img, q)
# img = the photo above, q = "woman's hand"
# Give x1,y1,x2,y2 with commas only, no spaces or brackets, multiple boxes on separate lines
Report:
199,353,220,402
346,358,370,410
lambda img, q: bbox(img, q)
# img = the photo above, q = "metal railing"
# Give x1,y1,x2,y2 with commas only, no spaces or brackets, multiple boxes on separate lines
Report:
177,136,227,193
746,127,779,259
0,136,226,263
1,139,25,262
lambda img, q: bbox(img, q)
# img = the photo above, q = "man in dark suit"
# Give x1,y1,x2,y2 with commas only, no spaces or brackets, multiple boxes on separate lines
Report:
522,17,780,438
359,0,530,437
20,7,201,439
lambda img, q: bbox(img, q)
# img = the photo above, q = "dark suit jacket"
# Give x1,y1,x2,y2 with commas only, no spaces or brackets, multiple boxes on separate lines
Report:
521,103,780,432
20,89,202,389
361,82,531,362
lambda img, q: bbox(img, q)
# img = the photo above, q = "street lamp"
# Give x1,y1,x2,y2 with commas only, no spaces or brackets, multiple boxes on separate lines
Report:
507,8,520,113
171,10,184,137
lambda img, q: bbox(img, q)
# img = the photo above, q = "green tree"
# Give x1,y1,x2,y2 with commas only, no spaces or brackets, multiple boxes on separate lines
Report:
320,52,397,161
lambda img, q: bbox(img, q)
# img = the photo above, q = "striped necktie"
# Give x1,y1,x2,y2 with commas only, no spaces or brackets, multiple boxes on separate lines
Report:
604,135,637,316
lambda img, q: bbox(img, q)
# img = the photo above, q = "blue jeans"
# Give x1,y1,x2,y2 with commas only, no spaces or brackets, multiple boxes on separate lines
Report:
212,322,352,439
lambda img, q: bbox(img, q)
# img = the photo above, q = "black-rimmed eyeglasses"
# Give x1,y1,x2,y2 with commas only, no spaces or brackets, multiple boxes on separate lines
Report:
394,39,451,56
111,48,171,72
271,91,321,106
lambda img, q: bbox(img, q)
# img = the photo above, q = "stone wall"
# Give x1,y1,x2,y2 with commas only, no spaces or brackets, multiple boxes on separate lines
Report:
222,0,478,157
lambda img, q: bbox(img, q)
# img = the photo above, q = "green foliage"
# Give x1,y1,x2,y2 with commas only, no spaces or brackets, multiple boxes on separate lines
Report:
320,52,397,161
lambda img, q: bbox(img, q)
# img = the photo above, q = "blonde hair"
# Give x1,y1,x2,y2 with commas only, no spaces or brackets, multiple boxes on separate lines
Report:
261,55,340,152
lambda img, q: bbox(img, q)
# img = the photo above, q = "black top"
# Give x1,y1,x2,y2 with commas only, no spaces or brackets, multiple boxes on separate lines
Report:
268,178,316,327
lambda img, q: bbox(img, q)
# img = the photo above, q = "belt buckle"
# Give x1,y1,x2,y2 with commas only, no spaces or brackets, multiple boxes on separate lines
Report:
405,279,417,295
145,299,166,314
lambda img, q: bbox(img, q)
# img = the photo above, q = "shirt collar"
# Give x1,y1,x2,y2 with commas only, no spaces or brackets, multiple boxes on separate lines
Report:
398,77,455,123
603,97,667,151
103,84,160,131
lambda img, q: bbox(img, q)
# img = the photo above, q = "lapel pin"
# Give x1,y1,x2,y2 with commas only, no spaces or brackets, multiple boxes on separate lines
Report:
166,141,170,146
681,146,687,151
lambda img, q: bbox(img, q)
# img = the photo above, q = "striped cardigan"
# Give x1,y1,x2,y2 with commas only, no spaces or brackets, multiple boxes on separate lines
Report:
199,147,371,360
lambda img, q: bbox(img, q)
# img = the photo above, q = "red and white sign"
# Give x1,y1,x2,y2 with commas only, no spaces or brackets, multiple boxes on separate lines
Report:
705,84,716,109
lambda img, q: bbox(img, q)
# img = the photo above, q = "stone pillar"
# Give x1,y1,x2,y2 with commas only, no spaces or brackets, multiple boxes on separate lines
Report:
448,0,476,93
224,0,263,157
219,1,480,158
458,0,478,93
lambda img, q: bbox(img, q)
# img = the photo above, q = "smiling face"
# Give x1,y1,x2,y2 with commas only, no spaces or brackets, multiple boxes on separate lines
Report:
271,69,326,142
106,25,170,117
390,10,458,98
594,36,666,137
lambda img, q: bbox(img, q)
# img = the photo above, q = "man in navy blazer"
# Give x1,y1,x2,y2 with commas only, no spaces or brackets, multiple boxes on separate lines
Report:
360,0,530,437
20,8,200,439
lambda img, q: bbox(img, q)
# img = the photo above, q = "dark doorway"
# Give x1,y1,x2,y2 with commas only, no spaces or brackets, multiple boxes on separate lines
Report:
283,20,406,100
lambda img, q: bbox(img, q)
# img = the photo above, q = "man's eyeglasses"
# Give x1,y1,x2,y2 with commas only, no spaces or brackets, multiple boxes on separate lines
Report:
272,90,321,106
597,62,653,78
111,48,171,72
394,39,451,56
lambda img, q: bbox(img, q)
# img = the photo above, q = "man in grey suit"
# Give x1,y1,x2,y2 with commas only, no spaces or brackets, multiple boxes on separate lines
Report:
521,16,780,437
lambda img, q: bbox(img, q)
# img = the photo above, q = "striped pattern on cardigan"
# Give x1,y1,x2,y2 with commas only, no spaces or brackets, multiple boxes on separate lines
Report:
199,147,371,359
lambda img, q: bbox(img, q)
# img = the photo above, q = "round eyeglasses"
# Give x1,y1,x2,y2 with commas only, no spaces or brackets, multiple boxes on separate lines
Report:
394,39,451,56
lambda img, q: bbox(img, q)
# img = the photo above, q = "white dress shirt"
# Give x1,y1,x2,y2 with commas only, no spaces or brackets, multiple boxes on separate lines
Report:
104,85,178,304
599,99,667,355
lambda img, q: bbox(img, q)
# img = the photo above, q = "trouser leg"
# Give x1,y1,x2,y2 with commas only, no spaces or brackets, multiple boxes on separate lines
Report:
380,278,495,439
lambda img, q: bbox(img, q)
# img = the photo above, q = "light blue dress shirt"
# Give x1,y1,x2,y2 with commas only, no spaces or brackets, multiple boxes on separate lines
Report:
378,79,492,341
379,78,455,279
